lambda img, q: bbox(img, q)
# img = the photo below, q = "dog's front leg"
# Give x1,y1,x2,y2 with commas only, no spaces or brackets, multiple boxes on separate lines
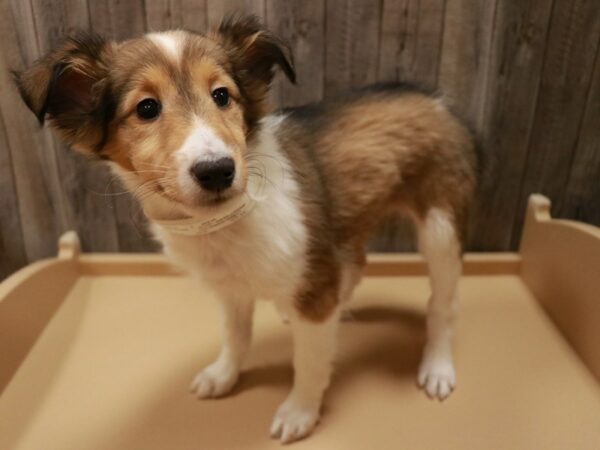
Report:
270,306,340,443
190,295,254,398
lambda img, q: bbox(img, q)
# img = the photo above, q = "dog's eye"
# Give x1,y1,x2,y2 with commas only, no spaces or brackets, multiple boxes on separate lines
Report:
211,87,230,108
136,98,161,120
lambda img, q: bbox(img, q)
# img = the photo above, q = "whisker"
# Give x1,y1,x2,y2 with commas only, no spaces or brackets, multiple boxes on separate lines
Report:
244,152,286,187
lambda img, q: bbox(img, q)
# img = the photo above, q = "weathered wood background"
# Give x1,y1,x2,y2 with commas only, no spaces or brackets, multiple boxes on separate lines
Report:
1,0,599,279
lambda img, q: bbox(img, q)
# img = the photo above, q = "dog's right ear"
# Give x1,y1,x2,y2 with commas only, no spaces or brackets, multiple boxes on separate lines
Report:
14,31,115,154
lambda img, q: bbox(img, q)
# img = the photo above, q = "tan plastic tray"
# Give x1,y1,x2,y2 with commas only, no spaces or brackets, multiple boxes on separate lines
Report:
1,195,599,450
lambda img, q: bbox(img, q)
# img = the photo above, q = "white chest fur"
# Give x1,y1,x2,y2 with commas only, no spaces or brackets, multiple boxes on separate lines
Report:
151,116,307,305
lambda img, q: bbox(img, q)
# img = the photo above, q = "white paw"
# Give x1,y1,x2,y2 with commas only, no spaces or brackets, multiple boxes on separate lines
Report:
190,362,239,399
270,398,320,444
417,355,456,400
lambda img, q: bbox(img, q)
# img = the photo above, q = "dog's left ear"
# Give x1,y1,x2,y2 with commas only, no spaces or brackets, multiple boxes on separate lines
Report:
216,14,296,86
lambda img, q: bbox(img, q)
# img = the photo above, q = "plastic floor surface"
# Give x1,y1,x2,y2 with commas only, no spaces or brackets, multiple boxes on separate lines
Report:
1,273,599,450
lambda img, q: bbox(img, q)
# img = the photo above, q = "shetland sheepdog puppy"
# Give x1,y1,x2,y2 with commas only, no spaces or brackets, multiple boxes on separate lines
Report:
16,15,479,443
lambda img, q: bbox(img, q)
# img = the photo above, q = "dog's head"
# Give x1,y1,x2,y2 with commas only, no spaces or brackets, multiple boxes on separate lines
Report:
15,15,295,210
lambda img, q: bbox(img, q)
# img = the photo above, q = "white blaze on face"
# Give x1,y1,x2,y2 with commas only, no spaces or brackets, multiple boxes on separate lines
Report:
147,31,183,64
176,117,234,196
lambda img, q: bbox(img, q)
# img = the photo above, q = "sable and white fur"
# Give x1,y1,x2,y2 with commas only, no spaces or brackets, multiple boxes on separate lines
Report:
16,16,480,444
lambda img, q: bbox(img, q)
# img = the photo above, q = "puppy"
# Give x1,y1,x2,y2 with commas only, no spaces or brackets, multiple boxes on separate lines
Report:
16,15,479,443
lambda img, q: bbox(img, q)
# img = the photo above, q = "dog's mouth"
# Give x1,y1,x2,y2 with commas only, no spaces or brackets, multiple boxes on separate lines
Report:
195,190,239,207
204,194,230,205
178,187,241,210
143,174,245,216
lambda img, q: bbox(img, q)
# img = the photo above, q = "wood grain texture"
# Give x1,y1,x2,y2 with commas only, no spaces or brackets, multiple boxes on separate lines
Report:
378,0,446,87
206,0,265,29
266,0,325,107
89,0,146,40
511,0,600,247
559,38,600,227
144,0,207,32
145,0,174,31
325,0,383,96
0,107,27,279
178,0,208,32
368,216,417,252
1,0,600,278
468,0,555,251
437,0,496,130
0,0,67,262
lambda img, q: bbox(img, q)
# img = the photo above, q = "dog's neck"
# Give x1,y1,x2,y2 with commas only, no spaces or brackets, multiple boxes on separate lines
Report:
145,193,257,236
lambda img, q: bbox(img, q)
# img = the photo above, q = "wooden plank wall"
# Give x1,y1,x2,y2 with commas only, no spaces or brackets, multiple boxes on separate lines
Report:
1,0,599,277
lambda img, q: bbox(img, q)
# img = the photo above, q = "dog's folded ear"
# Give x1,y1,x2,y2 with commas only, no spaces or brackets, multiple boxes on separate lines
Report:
14,31,115,154
214,15,295,133
216,14,296,86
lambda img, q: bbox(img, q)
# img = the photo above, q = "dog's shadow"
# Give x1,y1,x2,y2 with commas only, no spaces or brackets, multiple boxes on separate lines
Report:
337,304,425,373
231,304,425,396
105,303,426,449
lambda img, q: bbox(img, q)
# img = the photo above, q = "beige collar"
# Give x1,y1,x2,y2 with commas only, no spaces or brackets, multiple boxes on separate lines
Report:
148,194,256,236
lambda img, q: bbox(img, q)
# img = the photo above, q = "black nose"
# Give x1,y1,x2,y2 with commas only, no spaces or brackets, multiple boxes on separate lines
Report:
190,158,235,192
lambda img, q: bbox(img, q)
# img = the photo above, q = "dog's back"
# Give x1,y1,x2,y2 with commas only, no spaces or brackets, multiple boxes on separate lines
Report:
277,83,478,247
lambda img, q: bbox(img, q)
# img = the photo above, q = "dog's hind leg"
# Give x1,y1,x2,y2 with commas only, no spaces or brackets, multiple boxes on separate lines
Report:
416,207,463,400
337,243,367,322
